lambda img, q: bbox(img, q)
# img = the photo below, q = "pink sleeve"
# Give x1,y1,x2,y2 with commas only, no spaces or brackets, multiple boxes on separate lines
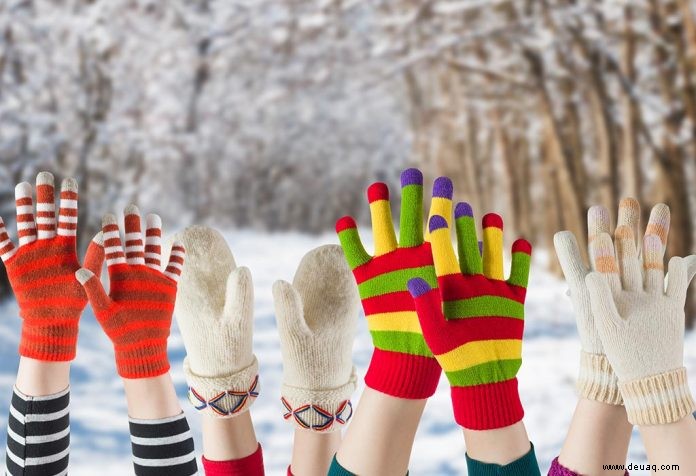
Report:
549,457,629,476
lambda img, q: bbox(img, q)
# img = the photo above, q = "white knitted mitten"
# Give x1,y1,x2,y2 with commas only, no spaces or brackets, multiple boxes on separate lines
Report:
586,227,696,425
173,226,259,418
273,245,360,432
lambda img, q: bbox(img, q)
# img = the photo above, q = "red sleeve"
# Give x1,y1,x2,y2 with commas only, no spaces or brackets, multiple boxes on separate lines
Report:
202,444,264,476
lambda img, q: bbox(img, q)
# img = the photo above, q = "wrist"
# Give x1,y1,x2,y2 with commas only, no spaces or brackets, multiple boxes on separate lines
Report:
123,372,182,419
16,357,70,396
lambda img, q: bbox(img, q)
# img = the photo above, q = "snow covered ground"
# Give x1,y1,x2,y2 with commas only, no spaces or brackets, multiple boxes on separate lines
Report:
0,230,693,475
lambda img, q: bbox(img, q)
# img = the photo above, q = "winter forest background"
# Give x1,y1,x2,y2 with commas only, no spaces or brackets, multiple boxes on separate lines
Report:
2,0,696,319
0,1,696,474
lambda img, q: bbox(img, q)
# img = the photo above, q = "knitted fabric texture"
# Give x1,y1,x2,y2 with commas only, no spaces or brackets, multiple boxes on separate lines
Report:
327,456,409,476
273,245,359,432
548,457,629,476
0,172,104,361
76,207,184,379
335,168,451,399
202,444,264,476
408,207,532,430
554,199,670,405
586,226,696,425
465,443,541,476
173,226,259,417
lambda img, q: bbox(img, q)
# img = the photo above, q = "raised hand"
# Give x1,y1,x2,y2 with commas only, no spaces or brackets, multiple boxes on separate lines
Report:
408,205,531,430
173,226,260,417
554,199,671,405
586,226,696,425
0,172,103,361
75,206,184,379
335,168,452,399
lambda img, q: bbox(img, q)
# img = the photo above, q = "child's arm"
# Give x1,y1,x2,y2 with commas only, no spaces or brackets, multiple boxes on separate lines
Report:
332,169,453,474
172,226,262,475
273,244,360,476
77,207,197,475
1,173,104,475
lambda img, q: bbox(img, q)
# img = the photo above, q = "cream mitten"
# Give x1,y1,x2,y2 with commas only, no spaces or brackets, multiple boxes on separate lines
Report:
554,199,670,405
273,245,360,432
172,226,259,417
586,228,696,425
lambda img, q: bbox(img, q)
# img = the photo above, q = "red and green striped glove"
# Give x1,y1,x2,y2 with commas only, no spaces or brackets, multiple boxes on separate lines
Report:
335,168,452,399
407,204,532,429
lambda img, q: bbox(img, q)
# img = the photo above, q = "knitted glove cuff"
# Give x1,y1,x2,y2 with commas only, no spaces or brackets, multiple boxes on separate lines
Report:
281,368,357,432
620,366,696,425
184,355,259,418
364,348,441,399
115,342,170,379
577,352,623,405
451,378,524,430
19,323,79,362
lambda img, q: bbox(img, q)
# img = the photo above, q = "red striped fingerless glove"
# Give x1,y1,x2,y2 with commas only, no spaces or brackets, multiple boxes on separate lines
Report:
75,206,185,379
408,206,532,430
0,172,104,361
336,168,452,399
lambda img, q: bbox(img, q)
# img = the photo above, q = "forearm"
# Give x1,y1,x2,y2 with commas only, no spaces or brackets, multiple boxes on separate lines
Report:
336,388,425,475
202,412,258,461
639,415,696,475
291,428,341,476
15,357,70,396
123,373,182,419
463,421,531,465
558,398,632,475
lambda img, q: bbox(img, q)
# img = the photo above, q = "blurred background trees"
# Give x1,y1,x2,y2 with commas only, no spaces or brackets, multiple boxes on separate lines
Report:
0,0,695,322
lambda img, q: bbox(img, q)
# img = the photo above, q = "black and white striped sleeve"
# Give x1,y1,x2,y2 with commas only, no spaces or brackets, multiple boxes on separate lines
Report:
129,413,198,476
5,386,70,476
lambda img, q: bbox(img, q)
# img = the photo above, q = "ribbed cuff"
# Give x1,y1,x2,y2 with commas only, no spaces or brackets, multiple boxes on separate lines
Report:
620,367,696,425
115,341,170,379
577,352,623,405
452,378,524,430
202,444,264,476
19,323,79,362
281,369,356,431
185,356,259,417
466,443,540,476
364,348,441,399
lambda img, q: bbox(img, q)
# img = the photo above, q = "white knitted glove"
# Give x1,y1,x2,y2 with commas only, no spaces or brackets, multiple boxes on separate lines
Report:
172,226,259,418
273,245,360,432
554,199,670,405
586,226,696,425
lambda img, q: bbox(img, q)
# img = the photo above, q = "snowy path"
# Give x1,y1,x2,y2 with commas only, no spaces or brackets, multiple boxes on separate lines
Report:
0,230,692,475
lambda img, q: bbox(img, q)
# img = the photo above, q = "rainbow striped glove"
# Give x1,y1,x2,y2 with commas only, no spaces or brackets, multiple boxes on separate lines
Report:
407,204,531,429
335,168,452,399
